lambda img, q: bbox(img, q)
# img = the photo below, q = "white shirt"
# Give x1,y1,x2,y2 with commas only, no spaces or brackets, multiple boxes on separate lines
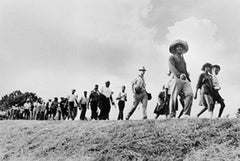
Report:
132,75,146,91
118,91,127,101
101,86,113,98
24,102,31,110
79,96,88,105
212,74,221,90
68,93,78,102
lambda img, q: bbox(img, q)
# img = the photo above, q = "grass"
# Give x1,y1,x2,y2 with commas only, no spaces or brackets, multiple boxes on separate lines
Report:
0,118,240,161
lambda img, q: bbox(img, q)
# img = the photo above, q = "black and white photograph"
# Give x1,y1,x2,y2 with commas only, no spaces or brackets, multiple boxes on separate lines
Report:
0,0,240,160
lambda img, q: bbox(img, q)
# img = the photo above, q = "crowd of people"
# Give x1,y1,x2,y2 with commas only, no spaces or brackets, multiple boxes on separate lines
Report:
4,39,226,121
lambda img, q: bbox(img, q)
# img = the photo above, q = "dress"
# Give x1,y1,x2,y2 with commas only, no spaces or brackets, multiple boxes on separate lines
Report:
196,73,213,107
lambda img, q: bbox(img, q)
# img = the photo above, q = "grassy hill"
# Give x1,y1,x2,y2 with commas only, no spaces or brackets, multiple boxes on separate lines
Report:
0,119,240,161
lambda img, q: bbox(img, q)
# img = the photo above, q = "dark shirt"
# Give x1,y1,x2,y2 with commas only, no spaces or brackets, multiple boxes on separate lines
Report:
89,90,100,102
196,73,213,95
169,55,190,81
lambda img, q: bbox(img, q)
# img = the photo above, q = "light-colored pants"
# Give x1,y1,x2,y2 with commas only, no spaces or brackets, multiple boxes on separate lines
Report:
126,91,148,119
170,77,193,117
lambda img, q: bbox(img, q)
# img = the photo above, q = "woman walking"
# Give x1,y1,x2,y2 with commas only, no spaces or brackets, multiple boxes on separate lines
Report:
194,63,214,118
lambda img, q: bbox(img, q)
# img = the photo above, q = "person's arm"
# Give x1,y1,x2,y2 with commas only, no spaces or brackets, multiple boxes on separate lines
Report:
194,74,203,99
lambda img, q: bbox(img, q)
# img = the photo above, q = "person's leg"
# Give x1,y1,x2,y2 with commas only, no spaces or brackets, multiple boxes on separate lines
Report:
80,105,87,120
204,95,214,119
218,100,225,118
91,102,98,120
126,94,142,120
142,92,148,119
170,78,183,118
105,99,111,120
182,82,193,116
197,106,208,117
118,101,124,120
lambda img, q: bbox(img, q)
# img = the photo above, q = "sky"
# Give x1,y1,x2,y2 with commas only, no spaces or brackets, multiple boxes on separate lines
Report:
0,0,240,119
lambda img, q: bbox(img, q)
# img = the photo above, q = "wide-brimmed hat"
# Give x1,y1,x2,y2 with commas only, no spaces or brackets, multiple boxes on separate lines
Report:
201,63,212,71
139,66,147,71
212,64,221,70
169,40,189,54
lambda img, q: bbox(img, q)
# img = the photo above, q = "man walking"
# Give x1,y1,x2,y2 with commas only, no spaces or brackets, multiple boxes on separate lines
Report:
67,89,78,120
79,91,89,120
126,66,148,120
168,40,193,118
88,85,100,120
116,85,127,120
99,81,115,120
211,64,225,117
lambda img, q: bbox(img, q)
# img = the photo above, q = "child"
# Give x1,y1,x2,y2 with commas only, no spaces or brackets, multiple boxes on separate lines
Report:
194,63,214,118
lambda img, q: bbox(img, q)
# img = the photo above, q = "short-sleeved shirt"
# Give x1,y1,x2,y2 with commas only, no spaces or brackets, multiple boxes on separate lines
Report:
212,74,221,90
132,75,146,91
79,96,88,105
68,94,78,102
101,86,113,98
118,91,127,101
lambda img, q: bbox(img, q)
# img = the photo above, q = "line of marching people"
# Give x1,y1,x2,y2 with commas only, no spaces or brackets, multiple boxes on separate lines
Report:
4,39,226,121
5,81,128,121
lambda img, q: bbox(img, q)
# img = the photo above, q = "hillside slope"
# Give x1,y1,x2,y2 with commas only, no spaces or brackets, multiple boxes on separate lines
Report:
0,119,240,161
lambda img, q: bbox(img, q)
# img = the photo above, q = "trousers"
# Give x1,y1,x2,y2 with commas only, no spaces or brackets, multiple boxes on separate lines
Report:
170,77,193,117
126,91,148,119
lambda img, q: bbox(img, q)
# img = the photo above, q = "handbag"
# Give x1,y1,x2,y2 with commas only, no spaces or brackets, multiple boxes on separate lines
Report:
153,103,166,115
147,92,152,100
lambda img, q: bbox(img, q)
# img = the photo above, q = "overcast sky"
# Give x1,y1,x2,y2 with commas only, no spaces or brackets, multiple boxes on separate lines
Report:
0,0,240,119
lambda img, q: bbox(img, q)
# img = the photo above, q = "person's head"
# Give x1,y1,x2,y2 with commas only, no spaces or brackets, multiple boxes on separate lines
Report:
105,81,110,87
84,91,87,96
169,40,189,55
201,63,212,73
138,66,146,76
211,64,221,75
72,89,76,94
121,85,126,91
94,84,99,90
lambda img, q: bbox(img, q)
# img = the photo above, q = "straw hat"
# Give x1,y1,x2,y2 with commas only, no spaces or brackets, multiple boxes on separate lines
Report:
169,40,189,54
138,66,147,71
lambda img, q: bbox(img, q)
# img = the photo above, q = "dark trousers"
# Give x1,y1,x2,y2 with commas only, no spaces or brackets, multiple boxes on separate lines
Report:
68,101,77,120
90,101,98,120
117,101,125,120
80,104,87,120
99,97,111,120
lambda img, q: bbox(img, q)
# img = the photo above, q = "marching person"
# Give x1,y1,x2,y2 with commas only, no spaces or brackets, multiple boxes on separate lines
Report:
126,66,148,120
88,85,100,120
79,91,89,120
116,85,127,120
194,63,214,118
67,89,78,120
168,40,193,118
211,65,225,118
99,81,115,120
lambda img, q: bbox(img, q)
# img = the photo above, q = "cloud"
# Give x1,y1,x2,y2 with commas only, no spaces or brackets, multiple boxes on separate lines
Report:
145,0,240,52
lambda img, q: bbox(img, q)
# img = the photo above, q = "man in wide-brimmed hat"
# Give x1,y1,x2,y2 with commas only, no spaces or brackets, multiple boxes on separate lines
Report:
211,64,225,117
168,40,193,118
126,66,148,120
